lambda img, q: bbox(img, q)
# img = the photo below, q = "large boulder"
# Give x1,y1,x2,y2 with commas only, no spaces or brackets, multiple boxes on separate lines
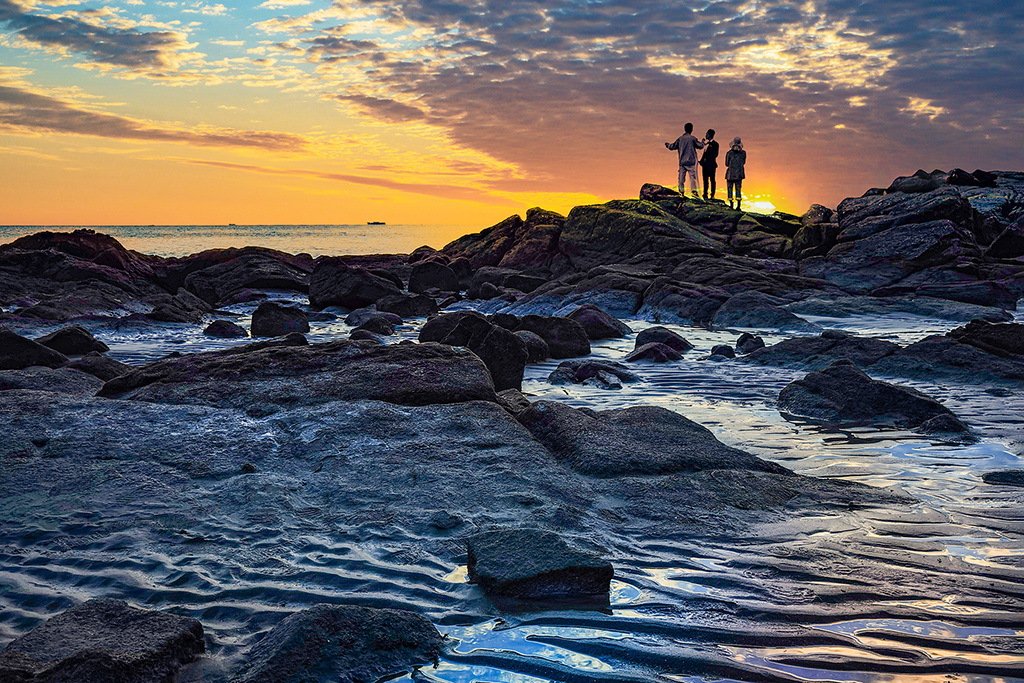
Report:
250,302,310,338
35,325,109,355
778,359,969,433
309,258,401,310
376,293,438,318
0,599,204,683
566,303,632,340
408,261,459,294
97,339,497,409
0,329,69,370
232,604,442,683
711,291,821,332
634,326,694,353
467,528,613,601
517,401,789,477
183,252,311,306
624,342,682,362
66,351,132,381
472,324,530,392
515,315,591,358
948,319,1024,358
204,319,249,338
0,366,104,396
514,330,549,362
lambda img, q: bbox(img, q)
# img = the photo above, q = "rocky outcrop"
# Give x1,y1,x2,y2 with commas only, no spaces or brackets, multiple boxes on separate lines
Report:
204,319,249,338
182,252,311,306
0,599,204,683
467,528,613,601
443,208,565,270
566,303,632,340
308,258,401,310
515,315,590,359
711,290,820,331
232,604,441,683
66,351,132,381
250,301,309,337
0,366,104,395
0,330,69,370
948,319,1024,358
35,325,109,355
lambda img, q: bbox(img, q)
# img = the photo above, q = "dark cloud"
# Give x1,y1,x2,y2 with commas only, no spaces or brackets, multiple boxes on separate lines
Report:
332,94,426,123
0,0,186,71
0,83,308,151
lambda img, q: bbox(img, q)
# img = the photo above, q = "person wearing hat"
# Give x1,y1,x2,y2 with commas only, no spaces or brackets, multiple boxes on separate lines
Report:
665,122,704,197
724,137,746,209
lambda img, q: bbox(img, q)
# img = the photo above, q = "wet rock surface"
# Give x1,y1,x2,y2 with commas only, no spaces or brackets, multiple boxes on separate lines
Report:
249,301,310,337
0,598,204,683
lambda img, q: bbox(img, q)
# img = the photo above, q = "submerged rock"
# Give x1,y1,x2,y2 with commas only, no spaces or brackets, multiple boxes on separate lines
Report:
232,603,442,683
35,325,109,355
548,359,639,388
948,319,1024,358
624,342,682,362
0,598,204,683
778,359,969,432
981,471,1024,487
204,319,248,338
467,528,613,601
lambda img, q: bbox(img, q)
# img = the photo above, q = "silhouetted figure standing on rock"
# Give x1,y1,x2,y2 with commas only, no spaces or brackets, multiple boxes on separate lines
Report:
725,137,746,209
699,129,719,200
665,123,704,197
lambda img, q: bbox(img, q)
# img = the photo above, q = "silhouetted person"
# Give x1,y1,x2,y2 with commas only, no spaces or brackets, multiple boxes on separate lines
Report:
665,122,704,197
725,136,746,209
699,129,719,200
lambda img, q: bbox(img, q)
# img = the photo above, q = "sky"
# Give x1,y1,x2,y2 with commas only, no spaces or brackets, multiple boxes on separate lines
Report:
1,0,1022,228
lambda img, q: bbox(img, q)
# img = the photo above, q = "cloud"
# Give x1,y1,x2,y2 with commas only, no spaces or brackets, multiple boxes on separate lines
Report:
256,0,311,9
0,78,308,151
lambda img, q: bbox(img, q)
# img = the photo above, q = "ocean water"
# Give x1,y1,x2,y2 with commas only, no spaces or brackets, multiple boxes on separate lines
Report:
0,223,479,257
2,289,1024,682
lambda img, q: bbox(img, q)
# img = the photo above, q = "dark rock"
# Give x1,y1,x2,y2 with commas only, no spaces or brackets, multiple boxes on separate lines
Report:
349,329,383,342
409,260,460,294
376,294,438,318
947,319,1024,358
0,366,104,396
355,315,396,336
517,401,790,477
710,344,735,358
778,359,967,431
634,326,693,353
368,268,404,291
67,351,132,381
0,598,203,683
448,256,473,285
874,335,1024,383
801,204,835,226
736,332,765,354
183,253,310,306
419,311,489,343
489,313,521,330
309,258,401,310
0,329,69,370
711,290,820,331
514,330,549,362
467,529,613,601
35,325,109,355
204,319,248,338
97,340,497,408
250,302,310,338
409,244,444,264
638,183,681,202
232,603,442,683
566,303,632,340
624,342,682,362
887,171,942,194
473,281,502,300
982,471,1024,487
440,315,494,348
472,324,529,392
503,273,549,293
745,331,901,370
547,359,639,387
496,388,532,416
912,281,1018,310
218,288,267,306
515,315,590,359
345,308,401,328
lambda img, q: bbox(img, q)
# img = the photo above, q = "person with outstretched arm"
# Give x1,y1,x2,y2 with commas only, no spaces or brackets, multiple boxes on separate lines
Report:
699,129,719,200
665,122,704,197
725,136,746,209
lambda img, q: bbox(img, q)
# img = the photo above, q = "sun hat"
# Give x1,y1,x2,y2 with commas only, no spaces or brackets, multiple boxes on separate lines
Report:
731,137,743,150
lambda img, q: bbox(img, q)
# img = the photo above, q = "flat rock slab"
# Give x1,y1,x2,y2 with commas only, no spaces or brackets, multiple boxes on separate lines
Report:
0,598,204,683
467,529,613,600
97,339,497,409
0,366,103,396
233,603,442,683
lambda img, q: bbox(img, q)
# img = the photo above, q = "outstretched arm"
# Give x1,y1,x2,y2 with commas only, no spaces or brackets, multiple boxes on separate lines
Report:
665,139,678,150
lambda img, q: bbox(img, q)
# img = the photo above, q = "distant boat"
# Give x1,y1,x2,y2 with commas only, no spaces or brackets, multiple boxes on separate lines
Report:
367,221,386,225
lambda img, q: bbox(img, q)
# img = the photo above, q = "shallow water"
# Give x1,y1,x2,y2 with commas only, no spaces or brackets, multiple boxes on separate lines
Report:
2,298,1024,682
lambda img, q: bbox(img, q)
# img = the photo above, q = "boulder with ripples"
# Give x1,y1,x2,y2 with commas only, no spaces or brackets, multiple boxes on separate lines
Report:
66,351,132,381
634,326,693,353
0,329,69,370
0,598,204,683
35,325,109,355
308,258,402,310
0,366,103,396
467,528,613,601
778,359,970,434
515,315,590,358
232,603,441,683
204,319,248,338
97,339,497,408
566,303,632,340
250,301,310,337
624,341,682,362
518,401,788,477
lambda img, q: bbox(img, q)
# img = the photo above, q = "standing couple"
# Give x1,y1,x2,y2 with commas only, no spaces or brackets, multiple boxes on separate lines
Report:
664,123,745,208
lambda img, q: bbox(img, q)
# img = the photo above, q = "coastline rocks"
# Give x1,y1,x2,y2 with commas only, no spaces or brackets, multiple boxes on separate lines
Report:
466,529,613,601
566,303,632,340
0,329,69,370
0,366,104,396
98,340,498,408
515,315,590,358
736,332,765,354
745,331,900,370
634,326,693,353
182,252,311,306
232,604,442,683
35,325,109,355
250,301,310,338
711,291,821,331
778,359,970,433
409,260,459,294
0,598,204,683
473,325,530,392
548,359,639,389
515,330,549,362
518,401,788,477
66,351,132,381
354,314,397,336
871,335,1024,383
204,319,248,338
376,293,438,318
948,319,1024,358
982,471,1024,487
624,342,682,363
710,344,736,359
309,258,401,310
442,207,565,270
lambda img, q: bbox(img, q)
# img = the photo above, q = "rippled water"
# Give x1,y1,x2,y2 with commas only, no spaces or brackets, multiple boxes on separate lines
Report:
2,297,1024,682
